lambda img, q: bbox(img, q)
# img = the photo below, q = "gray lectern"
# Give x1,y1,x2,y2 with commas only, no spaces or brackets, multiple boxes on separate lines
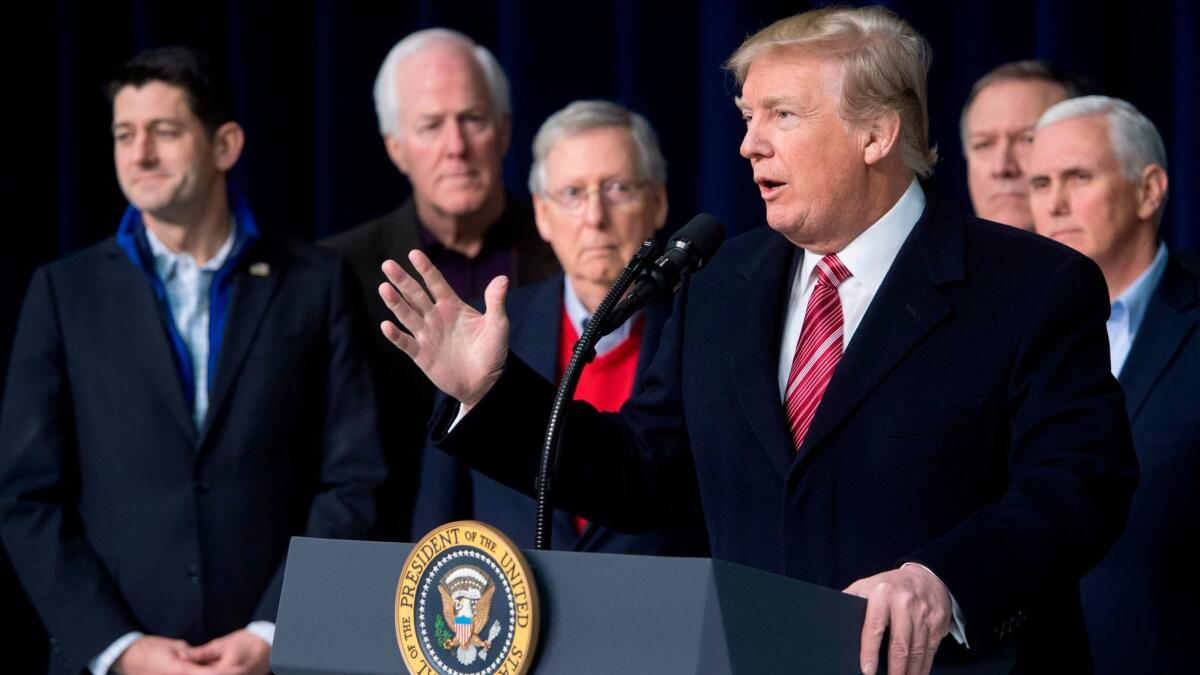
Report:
272,536,869,674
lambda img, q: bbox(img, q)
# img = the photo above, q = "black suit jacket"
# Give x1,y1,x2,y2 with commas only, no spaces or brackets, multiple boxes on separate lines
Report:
1081,253,1200,674
0,232,385,673
437,190,1137,669
322,196,557,541
412,275,709,555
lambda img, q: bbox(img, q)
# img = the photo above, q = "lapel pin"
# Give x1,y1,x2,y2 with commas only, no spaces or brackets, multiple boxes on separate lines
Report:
249,262,270,277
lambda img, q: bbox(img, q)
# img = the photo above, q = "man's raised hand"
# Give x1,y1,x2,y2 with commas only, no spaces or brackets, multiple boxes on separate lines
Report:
378,250,510,410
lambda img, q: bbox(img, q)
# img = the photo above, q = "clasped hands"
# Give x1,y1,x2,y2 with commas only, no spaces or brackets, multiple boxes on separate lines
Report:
377,252,954,675
113,630,269,675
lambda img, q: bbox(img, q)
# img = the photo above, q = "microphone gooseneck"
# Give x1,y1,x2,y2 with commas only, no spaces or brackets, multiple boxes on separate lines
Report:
534,214,725,550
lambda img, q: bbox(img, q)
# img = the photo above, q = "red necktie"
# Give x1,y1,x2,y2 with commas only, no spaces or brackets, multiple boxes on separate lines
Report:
785,254,852,451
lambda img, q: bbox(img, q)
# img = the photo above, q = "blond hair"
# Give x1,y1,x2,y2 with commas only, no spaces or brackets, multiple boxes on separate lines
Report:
726,6,937,177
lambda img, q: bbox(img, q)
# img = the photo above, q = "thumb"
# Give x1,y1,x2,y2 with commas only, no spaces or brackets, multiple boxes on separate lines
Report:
482,275,510,325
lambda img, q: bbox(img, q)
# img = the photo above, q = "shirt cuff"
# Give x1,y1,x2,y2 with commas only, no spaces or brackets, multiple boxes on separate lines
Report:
447,402,469,433
89,631,143,675
901,562,969,648
245,621,275,646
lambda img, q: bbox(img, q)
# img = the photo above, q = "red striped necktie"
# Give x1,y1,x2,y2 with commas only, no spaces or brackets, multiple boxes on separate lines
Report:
785,253,853,451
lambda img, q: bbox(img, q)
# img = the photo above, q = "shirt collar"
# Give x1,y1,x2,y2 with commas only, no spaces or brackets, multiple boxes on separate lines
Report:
563,275,636,354
1111,241,1169,335
798,177,924,293
143,217,238,280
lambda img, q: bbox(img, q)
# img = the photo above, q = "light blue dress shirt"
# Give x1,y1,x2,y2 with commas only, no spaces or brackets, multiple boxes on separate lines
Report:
1108,243,1168,377
144,224,236,428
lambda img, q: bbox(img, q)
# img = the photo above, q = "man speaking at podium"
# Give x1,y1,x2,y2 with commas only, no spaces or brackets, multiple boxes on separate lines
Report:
378,7,1136,674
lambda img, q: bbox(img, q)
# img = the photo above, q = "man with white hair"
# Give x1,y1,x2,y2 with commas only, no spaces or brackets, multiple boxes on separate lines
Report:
1028,95,1199,674
323,29,556,540
412,100,708,558
379,7,1135,673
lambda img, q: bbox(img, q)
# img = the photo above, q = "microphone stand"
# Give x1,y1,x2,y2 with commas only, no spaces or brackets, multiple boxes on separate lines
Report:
534,239,660,550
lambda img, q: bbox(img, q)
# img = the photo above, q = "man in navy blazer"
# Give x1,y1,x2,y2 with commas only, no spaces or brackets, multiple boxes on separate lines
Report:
412,101,708,557
1029,95,1198,674
0,48,384,674
380,8,1136,675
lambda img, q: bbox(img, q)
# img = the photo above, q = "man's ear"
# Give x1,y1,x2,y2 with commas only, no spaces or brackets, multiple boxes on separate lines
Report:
1135,163,1168,223
532,193,554,243
862,111,902,167
384,133,411,175
212,121,245,172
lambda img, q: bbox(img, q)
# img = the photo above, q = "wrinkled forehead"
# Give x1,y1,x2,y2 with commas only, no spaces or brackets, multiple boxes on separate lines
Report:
735,48,844,112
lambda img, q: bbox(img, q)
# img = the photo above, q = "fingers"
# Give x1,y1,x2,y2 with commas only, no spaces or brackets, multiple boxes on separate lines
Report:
182,641,222,664
380,320,417,355
885,594,920,675
482,275,510,324
859,591,888,675
409,249,457,303
379,281,424,332
381,259,434,315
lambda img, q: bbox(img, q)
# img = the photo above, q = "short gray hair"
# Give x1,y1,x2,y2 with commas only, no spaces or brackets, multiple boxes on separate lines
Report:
373,28,511,137
1037,95,1168,180
528,100,668,194
959,59,1085,152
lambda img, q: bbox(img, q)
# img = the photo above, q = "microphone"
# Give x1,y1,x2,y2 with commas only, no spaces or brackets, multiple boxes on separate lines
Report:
600,213,725,334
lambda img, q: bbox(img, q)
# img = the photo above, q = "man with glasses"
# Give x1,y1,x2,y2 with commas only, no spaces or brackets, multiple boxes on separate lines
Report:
323,29,556,540
412,100,709,556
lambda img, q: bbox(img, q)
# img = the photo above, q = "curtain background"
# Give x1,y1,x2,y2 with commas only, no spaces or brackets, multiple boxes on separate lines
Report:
3,1,1196,668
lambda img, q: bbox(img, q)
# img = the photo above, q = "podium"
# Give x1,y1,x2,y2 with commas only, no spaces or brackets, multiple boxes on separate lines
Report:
272,536,868,674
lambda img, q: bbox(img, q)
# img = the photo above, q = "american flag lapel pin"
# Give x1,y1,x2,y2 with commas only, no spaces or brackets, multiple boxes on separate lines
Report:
249,262,270,277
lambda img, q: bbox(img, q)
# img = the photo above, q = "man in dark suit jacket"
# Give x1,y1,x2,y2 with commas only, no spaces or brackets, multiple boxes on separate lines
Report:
378,8,1137,675
322,29,556,541
1029,95,1197,674
413,101,708,557
0,48,384,675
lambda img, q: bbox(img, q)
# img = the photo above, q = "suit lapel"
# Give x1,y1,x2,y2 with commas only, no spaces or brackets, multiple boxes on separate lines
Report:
509,278,564,382
728,233,799,481
199,244,285,447
794,197,961,464
1118,258,1198,422
107,244,198,442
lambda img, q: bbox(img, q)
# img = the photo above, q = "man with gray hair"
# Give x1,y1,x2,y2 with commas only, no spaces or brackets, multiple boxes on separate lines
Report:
323,29,556,540
1028,95,1198,674
378,7,1135,673
961,60,1085,230
412,100,708,558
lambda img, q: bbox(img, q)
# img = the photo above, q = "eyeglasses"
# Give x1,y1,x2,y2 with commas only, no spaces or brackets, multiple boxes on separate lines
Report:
543,179,647,212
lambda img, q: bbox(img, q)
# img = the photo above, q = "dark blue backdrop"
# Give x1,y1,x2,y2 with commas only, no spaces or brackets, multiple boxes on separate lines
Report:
2,1,1197,670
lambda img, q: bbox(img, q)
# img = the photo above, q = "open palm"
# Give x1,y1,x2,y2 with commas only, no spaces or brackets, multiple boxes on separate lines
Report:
378,250,509,409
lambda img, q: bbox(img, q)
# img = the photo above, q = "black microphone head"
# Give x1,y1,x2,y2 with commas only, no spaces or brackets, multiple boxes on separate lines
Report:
670,213,725,261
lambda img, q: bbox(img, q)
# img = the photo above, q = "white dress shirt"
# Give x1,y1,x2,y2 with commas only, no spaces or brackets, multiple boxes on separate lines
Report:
773,178,967,646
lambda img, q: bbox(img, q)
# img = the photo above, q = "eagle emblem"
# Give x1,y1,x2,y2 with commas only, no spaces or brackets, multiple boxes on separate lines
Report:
436,565,502,666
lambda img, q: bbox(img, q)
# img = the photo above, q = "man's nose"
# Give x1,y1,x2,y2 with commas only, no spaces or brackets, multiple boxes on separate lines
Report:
442,119,468,156
134,132,157,166
580,190,606,229
991,138,1021,179
740,121,771,160
1049,182,1070,216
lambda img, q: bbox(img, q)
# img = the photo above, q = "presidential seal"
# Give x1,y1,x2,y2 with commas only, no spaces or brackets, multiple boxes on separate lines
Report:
395,521,539,675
